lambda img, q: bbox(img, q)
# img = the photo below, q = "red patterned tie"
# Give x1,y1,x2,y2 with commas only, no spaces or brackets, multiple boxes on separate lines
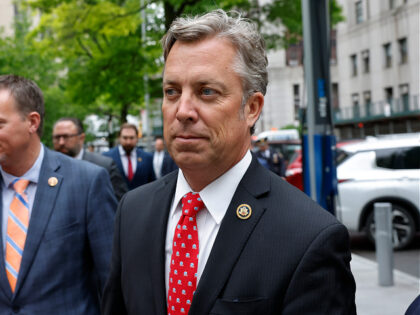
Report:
126,154,133,181
168,192,204,315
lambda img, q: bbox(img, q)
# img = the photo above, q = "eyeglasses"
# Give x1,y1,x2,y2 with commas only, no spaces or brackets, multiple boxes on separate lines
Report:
52,133,80,142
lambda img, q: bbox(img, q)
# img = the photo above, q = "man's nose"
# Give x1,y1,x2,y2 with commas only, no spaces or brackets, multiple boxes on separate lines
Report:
176,93,198,123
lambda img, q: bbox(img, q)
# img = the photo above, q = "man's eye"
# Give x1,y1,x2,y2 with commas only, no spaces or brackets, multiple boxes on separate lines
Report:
202,88,216,96
165,88,178,96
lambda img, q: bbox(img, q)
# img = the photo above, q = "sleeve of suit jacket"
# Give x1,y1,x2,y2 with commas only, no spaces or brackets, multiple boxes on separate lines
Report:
282,223,356,314
101,194,127,314
87,167,118,292
108,160,128,200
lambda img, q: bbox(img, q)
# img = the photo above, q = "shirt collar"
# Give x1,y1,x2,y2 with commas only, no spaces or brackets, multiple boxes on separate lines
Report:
0,144,44,188
75,148,84,160
170,150,252,224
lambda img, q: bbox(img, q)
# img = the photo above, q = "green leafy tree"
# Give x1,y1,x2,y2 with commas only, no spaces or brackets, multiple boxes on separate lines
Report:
0,3,83,147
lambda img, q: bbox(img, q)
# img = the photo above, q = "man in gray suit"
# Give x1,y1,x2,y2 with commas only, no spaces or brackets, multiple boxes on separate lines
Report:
0,74,117,314
53,117,128,200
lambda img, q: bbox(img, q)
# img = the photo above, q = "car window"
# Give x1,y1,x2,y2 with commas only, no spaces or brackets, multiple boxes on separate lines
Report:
376,146,420,170
336,149,350,166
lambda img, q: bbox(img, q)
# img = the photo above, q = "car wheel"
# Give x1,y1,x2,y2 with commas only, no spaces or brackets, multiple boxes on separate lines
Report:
365,204,416,250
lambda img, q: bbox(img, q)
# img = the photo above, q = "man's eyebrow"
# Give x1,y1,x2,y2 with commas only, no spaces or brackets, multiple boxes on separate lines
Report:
163,79,178,86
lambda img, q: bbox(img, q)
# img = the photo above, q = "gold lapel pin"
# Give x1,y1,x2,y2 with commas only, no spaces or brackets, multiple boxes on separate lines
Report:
236,204,252,220
48,177,58,187
137,157,142,162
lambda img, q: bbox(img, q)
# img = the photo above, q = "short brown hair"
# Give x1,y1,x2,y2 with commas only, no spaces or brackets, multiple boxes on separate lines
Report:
119,123,138,137
0,74,45,137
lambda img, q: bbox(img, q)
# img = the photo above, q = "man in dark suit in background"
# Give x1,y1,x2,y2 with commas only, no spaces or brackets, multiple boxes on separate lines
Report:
52,117,128,200
102,10,356,315
256,137,286,177
0,74,117,314
103,123,155,190
153,136,178,179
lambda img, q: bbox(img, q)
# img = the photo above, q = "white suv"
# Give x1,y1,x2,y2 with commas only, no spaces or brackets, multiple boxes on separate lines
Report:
336,134,420,250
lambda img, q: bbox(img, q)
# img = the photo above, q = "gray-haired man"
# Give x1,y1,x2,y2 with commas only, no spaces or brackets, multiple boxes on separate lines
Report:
102,9,356,315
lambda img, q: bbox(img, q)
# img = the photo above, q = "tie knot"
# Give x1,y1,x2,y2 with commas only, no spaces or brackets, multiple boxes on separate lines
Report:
12,179,30,194
181,192,204,217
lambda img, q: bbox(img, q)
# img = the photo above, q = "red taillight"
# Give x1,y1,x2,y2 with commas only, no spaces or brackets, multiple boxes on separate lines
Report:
338,178,352,183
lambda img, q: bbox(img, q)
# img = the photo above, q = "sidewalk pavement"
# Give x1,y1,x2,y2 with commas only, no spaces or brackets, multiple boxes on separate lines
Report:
351,254,419,315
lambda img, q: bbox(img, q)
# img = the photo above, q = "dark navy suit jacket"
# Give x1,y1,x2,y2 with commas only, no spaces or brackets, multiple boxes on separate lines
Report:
102,155,356,314
406,295,420,315
82,150,128,200
104,147,155,190
0,148,117,314
154,151,178,178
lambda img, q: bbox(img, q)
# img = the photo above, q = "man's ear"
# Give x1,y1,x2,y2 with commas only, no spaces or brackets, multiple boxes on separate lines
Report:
27,111,41,135
245,92,264,129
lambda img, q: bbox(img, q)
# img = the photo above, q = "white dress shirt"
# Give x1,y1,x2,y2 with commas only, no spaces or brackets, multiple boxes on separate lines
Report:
118,145,137,176
0,145,44,253
153,151,165,179
165,150,252,293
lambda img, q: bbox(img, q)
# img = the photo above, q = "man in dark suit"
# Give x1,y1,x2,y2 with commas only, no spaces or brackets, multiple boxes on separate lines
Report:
52,117,128,200
153,136,178,179
103,123,155,190
256,137,286,177
102,10,356,315
0,75,117,314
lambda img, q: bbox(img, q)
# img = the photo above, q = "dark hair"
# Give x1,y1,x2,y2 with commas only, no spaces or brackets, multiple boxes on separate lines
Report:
54,117,84,134
119,123,138,136
0,74,45,137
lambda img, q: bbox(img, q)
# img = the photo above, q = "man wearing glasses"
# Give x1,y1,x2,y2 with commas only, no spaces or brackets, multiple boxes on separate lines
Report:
52,117,128,200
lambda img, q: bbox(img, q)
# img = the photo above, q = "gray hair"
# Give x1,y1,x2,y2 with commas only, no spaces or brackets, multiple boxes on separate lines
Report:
0,74,45,137
161,9,268,105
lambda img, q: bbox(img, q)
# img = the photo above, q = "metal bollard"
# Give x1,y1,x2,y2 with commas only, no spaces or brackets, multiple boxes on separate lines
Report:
374,202,394,286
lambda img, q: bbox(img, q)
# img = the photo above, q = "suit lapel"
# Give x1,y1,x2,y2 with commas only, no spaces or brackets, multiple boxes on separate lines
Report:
149,172,178,315
189,157,271,314
14,149,63,297
0,178,12,300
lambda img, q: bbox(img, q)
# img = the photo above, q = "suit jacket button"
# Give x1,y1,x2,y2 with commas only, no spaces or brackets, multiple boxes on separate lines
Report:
12,305,20,313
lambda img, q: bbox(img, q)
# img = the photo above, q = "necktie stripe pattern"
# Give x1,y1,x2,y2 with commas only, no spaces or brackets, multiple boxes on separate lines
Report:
168,192,204,315
5,178,30,292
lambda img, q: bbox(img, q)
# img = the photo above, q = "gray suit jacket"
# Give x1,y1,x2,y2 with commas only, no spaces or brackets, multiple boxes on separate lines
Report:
102,155,356,314
83,150,128,200
0,148,117,314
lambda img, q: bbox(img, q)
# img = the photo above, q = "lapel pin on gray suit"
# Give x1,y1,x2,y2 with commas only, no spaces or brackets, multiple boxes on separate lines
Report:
0,75,118,314
102,9,356,315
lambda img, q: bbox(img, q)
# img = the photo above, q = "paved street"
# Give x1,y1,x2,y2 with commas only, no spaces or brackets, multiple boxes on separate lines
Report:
350,232,420,278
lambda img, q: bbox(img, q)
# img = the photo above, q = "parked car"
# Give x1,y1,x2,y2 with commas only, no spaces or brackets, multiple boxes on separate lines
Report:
336,135,420,250
285,140,358,191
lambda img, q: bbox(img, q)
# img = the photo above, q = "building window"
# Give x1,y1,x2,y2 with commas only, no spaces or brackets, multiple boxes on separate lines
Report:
399,84,410,111
362,50,370,73
384,87,393,116
293,84,300,120
389,0,395,9
355,1,363,24
352,93,360,118
383,43,392,68
286,42,303,66
351,54,358,76
364,91,371,116
398,38,408,64
332,83,339,109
